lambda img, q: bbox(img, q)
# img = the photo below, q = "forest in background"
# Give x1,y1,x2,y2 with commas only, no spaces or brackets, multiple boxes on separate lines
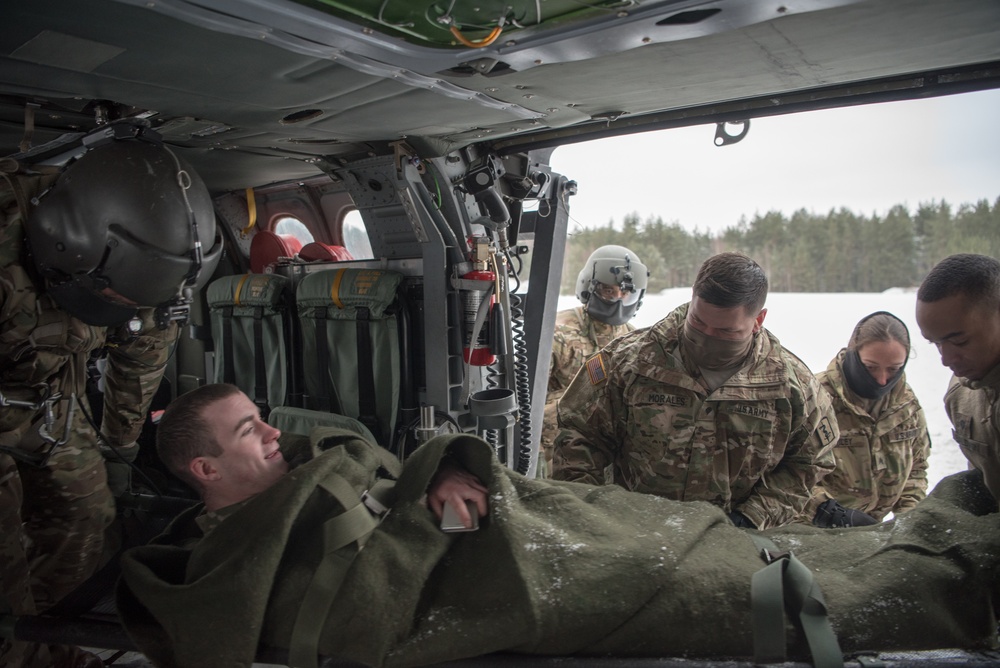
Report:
557,197,1000,295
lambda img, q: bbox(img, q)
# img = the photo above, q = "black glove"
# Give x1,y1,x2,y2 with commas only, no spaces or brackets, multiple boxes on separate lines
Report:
813,499,878,528
728,510,756,529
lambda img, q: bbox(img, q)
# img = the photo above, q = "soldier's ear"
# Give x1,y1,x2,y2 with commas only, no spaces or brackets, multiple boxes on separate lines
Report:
753,308,768,333
189,457,220,483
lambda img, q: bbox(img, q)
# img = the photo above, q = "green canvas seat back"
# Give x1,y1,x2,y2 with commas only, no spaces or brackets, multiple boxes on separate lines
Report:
267,406,376,445
207,273,294,415
296,268,402,445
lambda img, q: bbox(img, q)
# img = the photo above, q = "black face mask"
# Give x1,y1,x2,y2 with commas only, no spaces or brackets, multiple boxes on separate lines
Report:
584,293,640,326
842,348,904,400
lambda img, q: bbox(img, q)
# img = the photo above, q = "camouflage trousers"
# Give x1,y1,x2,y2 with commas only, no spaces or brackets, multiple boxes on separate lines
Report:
0,418,115,667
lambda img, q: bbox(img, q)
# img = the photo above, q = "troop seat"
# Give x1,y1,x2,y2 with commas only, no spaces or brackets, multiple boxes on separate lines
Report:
296,268,403,446
250,230,302,273
268,405,376,445
207,273,296,416
299,242,354,263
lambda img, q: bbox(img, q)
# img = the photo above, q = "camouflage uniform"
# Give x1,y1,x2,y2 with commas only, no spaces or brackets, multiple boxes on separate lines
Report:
539,307,633,476
945,361,1000,501
0,170,178,664
552,303,838,530
804,349,929,522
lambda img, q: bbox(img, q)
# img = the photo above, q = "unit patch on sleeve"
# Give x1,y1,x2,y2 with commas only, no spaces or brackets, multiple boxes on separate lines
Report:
816,416,836,447
586,352,608,386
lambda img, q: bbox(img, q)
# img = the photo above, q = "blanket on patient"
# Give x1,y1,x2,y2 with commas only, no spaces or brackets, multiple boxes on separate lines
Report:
118,430,1000,668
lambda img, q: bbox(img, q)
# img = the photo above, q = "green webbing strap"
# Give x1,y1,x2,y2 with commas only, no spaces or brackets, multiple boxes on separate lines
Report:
288,474,386,668
749,534,843,668
354,307,383,444
252,305,268,416
222,305,235,385
313,310,336,414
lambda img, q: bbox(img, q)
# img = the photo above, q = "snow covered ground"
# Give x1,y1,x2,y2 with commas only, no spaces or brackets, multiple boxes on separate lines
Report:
558,288,967,491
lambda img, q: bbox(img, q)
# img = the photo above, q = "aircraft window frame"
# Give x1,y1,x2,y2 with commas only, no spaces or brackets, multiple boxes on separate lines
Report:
341,209,375,260
272,215,314,247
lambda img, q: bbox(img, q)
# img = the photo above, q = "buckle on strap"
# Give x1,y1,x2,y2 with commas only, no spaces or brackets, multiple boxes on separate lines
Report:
361,478,396,519
761,547,790,564
362,490,391,518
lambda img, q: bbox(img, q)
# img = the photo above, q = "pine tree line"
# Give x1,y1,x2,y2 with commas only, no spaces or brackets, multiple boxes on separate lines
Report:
559,197,1000,294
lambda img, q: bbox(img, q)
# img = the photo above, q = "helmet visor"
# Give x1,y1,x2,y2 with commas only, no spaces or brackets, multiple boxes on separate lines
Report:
589,257,648,306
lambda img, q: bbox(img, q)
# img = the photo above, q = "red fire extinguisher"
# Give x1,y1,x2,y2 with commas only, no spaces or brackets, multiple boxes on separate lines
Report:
463,238,496,366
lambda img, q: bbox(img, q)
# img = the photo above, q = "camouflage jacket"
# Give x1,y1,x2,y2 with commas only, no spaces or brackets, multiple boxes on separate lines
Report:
552,303,838,529
0,168,179,454
945,361,1000,501
805,350,929,521
540,307,634,453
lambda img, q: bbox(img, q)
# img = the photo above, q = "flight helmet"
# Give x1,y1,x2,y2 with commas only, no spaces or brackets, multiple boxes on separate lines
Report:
575,245,649,326
27,137,222,327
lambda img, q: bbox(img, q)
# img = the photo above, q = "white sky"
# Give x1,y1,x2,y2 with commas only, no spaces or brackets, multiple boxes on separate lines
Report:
549,88,1000,236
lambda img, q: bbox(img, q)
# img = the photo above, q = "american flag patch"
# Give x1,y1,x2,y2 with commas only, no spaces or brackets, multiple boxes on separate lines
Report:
586,353,608,385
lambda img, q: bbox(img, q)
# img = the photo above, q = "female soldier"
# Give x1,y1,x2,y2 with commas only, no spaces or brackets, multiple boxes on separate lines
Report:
807,311,930,527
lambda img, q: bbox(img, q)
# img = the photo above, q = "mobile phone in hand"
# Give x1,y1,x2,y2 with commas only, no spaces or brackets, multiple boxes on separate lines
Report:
440,500,479,532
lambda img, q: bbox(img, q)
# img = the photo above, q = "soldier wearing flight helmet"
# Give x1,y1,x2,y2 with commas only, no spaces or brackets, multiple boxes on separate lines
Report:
0,124,221,667
539,245,648,477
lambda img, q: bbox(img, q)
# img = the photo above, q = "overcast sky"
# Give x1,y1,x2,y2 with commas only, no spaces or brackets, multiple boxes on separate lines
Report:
548,87,1000,236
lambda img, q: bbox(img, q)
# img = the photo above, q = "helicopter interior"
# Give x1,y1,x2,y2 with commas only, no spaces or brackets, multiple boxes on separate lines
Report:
2,0,1000,665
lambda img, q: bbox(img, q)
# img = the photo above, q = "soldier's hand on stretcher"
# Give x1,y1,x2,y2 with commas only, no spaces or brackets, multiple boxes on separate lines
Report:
427,464,489,530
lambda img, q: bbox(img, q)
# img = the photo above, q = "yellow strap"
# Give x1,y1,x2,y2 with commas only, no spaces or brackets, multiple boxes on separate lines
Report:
233,274,250,306
330,268,347,309
241,187,257,236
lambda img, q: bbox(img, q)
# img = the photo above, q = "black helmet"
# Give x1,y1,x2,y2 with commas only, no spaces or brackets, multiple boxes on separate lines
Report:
27,138,222,326
575,245,649,326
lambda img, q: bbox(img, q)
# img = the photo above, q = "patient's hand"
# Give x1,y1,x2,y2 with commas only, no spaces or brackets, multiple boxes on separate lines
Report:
427,464,488,529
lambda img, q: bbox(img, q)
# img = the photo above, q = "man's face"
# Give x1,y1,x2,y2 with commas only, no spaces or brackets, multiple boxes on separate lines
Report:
916,293,1000,380
687,296,766,341
202,391,287,499
592,281,625,301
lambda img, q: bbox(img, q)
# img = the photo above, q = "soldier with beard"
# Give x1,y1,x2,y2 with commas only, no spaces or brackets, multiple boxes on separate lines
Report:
553,252,838,530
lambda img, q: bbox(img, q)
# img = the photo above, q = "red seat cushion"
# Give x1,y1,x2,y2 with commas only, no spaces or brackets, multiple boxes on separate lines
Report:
299,242,354,263
250,231,303,273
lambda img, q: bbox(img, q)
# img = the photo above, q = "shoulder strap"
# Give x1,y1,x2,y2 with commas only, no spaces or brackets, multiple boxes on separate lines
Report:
288,473,394,668
748,533,843,668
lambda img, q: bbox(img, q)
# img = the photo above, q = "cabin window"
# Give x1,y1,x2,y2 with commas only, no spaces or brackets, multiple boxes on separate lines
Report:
274,216,314,246
342,210,374,259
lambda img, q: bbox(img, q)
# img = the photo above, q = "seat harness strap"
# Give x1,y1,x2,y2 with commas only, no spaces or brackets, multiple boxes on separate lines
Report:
354,306,383,444
749,533,843,668
288,474,394,668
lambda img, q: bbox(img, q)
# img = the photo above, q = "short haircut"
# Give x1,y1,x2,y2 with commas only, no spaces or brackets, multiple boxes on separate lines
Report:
156,383,242,489
917,254,1000,311
692,252,768,314
849,311,911,356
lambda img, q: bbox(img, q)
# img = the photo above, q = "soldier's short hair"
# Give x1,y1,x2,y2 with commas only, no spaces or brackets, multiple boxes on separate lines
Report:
692,252,768,314
156,383,242,490
849,311,910,355
917,253,1000,311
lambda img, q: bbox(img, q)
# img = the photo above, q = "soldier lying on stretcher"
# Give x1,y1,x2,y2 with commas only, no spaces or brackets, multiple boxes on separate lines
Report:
118,384,1000,668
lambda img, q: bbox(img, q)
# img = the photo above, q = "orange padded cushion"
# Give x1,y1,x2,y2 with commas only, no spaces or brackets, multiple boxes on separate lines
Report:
299,242,354,263
250,231,303,273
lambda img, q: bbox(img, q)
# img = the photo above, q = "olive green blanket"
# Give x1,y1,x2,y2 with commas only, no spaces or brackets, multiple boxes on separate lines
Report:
118,430,1000,667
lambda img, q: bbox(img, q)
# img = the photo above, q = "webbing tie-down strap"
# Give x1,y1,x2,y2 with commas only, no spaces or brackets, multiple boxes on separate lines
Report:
288,475,395,668
749,533,843,668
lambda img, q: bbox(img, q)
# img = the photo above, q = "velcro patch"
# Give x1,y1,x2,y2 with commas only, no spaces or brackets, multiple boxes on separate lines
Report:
729,404,771,420
586,352,608,385
889,428,920,442
816,416,836,447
